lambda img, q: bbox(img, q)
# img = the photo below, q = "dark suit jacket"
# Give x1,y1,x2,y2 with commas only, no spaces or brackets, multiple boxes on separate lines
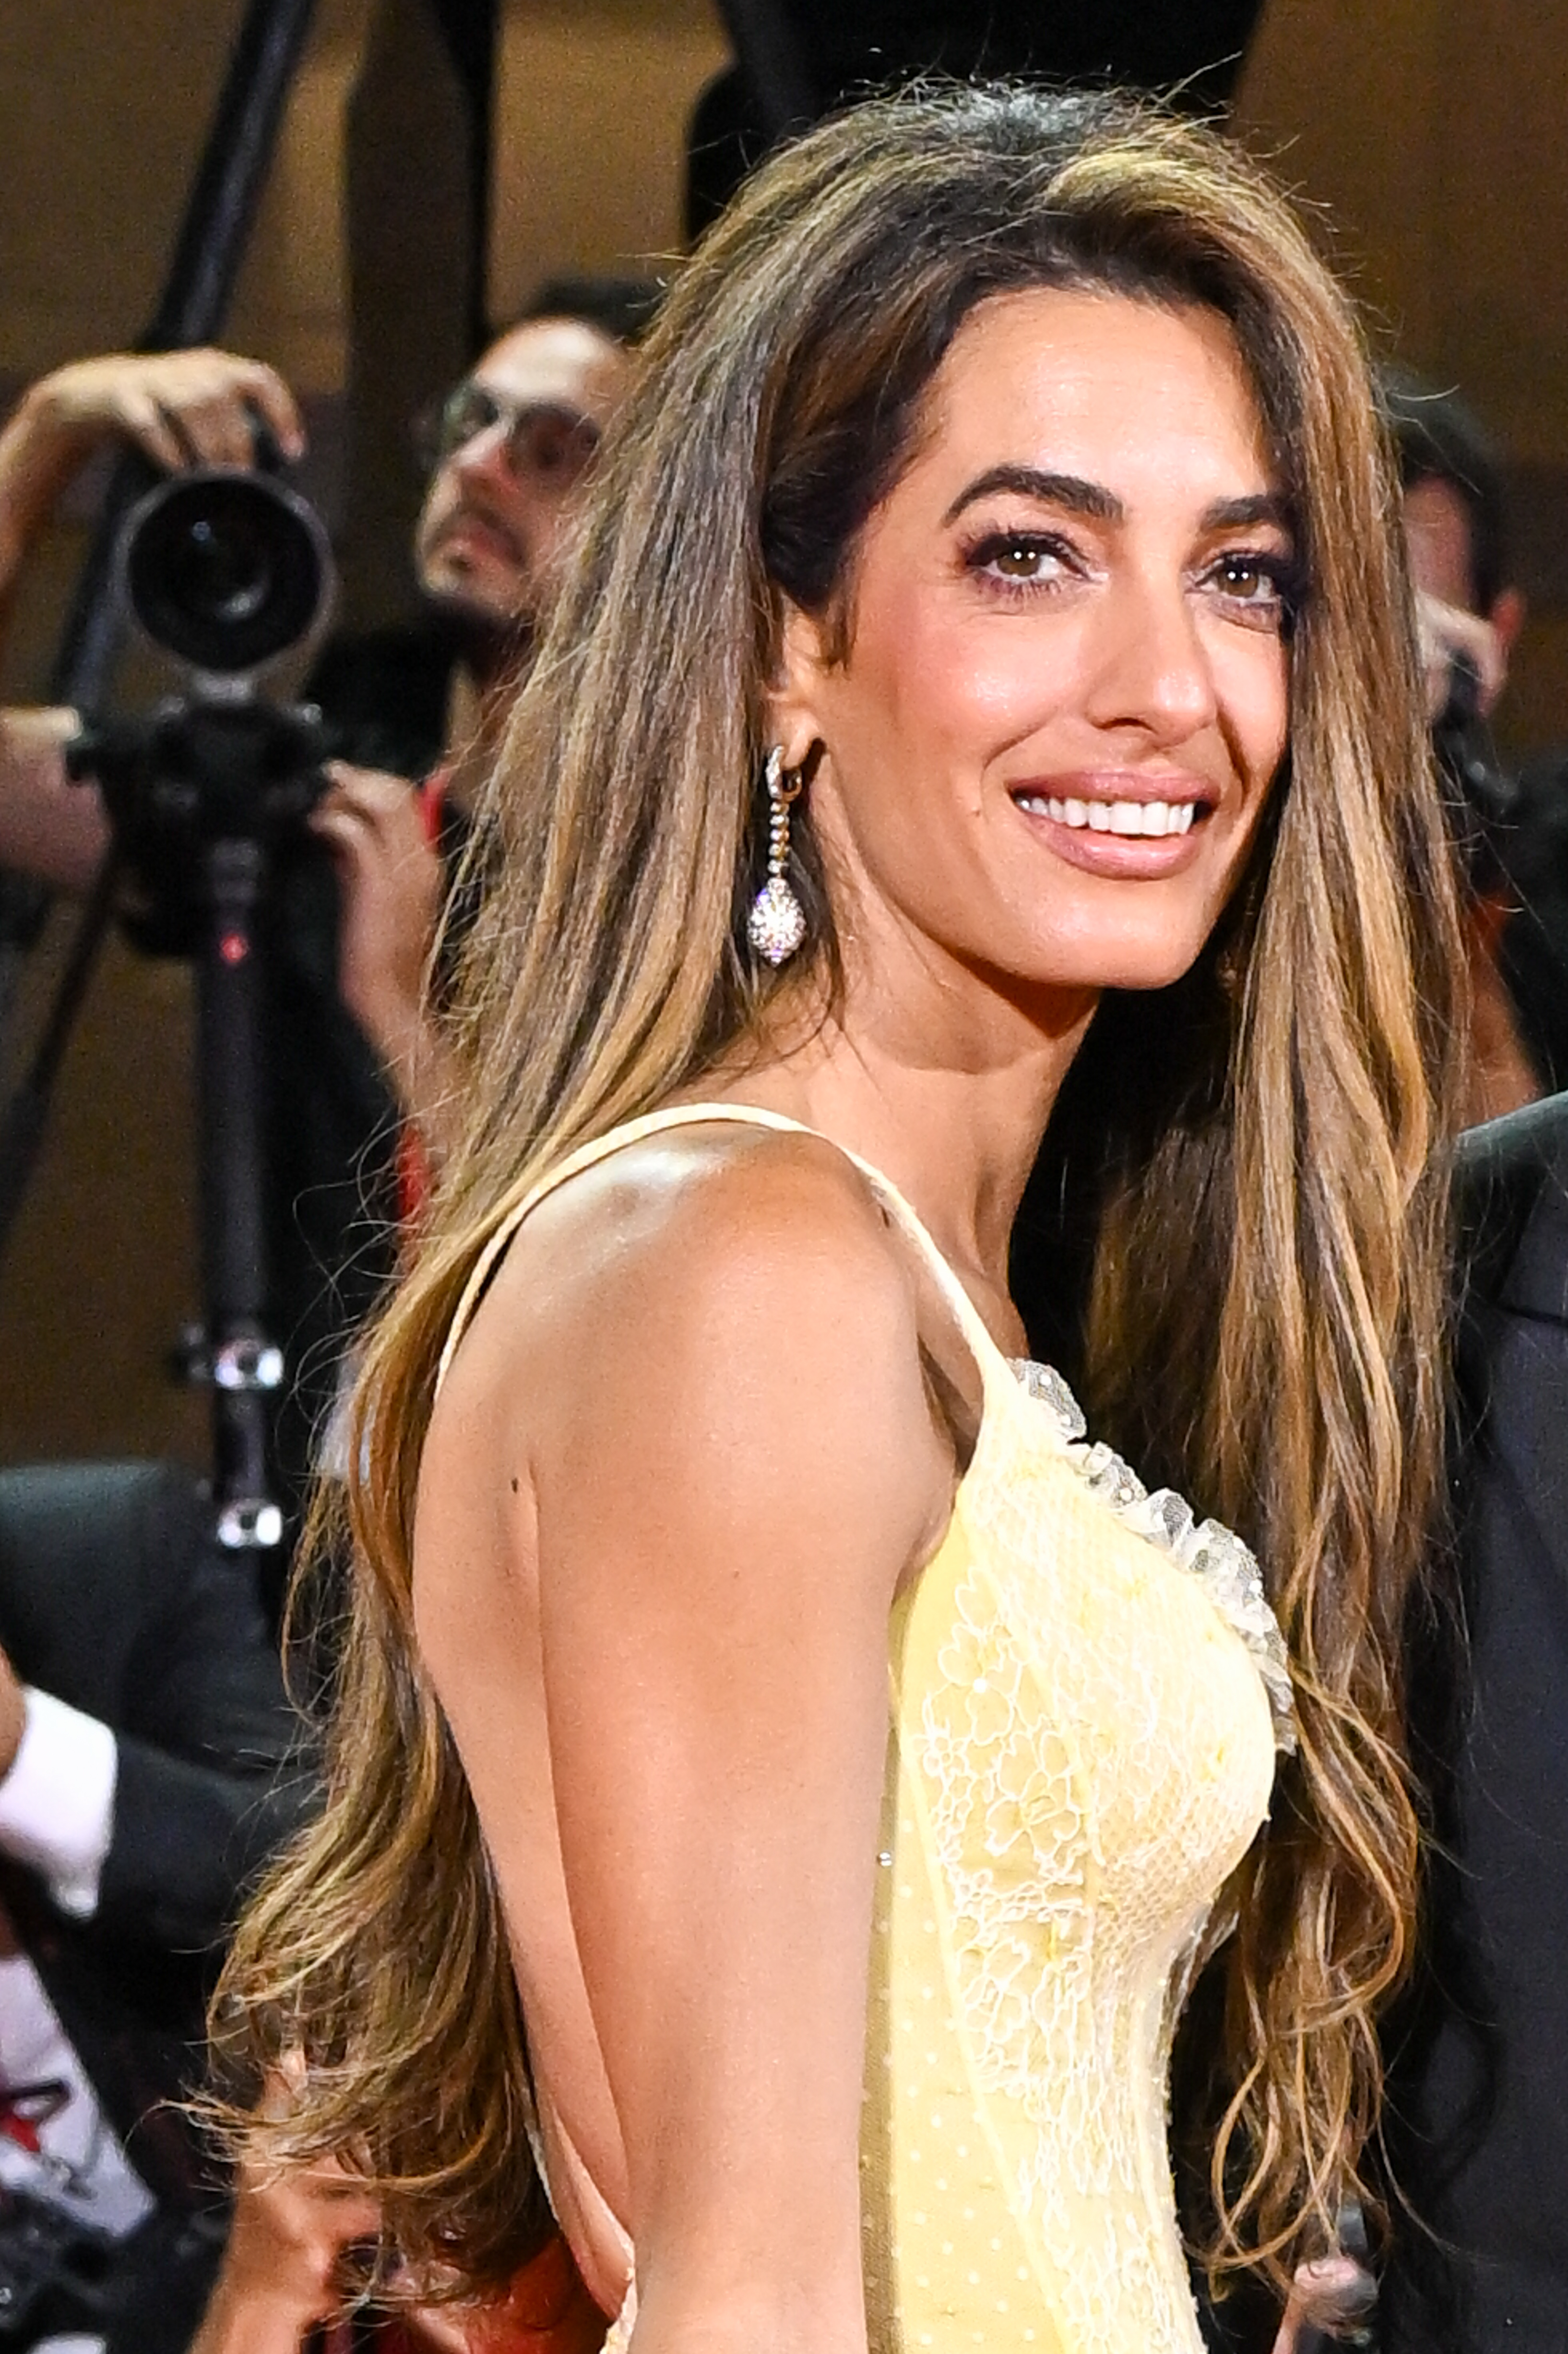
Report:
0,1460,310,2208
1381,1092,1568,2351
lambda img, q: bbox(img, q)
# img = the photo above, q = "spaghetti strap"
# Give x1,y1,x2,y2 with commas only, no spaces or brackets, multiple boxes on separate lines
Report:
435,1101,1014,1399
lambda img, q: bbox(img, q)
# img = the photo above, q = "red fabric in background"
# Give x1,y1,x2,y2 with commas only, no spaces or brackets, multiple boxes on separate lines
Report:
319,2229,607,2353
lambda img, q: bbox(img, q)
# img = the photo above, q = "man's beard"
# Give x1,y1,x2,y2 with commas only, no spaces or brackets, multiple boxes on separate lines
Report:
417,583,535,692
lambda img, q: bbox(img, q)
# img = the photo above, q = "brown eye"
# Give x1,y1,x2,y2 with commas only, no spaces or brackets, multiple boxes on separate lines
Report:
1213,555,1282,603
994,540,1043,579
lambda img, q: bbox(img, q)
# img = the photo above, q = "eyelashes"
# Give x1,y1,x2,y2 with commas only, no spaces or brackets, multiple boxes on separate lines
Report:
961,528,1075,593
1204,550,1305,621
959,525,1304,625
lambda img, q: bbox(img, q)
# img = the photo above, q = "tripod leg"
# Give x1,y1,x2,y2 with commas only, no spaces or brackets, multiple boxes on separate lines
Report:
198,837,284,1552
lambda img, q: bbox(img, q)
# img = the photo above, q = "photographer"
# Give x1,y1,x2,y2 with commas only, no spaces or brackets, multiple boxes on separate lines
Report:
1382,371,1544,1126
0,1458,309,2354
0,350,303,893
0,287,649,1535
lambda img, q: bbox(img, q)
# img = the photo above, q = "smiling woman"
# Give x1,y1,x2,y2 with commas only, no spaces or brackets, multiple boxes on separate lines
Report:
768,289,1291,996
209,84,1463,2354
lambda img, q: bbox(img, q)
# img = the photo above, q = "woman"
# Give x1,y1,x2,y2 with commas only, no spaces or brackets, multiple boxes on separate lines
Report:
213,84,1462,2354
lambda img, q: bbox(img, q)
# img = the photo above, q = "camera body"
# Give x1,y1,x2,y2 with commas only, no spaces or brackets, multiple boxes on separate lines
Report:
59,445,342,1551
66,453,338,950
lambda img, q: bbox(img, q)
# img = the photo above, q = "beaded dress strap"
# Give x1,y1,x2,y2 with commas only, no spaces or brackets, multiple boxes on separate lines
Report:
435,1101,1011,1401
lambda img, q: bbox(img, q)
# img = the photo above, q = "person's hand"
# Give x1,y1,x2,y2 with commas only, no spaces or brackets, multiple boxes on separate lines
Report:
1269,2252,1377,2352
225,2147,382,2320
1414,588,1508,725
15,347,304,477
311,762,446,1093
0,1648,25,1781
192,2063,382,2354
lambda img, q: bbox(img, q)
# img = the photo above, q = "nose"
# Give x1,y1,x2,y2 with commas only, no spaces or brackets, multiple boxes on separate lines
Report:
451,420,516,491
1080,562,1219,747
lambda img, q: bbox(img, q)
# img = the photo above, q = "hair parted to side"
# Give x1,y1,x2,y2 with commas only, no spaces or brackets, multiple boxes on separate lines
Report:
208,82,1464,2311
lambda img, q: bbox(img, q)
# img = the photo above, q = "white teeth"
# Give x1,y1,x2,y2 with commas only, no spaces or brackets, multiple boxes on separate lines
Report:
1021,792,1202,836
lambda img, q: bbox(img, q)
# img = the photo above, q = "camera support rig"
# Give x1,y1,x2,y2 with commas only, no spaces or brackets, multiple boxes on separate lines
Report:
68,695,332,1549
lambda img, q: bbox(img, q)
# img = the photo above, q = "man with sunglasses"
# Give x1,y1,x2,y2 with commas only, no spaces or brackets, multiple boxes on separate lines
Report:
307,282,651,1169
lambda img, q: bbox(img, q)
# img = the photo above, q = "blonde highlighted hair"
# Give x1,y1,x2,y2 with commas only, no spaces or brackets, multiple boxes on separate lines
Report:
210,84,1464,2309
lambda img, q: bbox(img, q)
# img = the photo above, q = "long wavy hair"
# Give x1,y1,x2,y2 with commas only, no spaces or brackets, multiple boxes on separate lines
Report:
210,83,1465,2310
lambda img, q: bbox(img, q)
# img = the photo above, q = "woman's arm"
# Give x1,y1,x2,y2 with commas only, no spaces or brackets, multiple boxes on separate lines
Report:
423,1132,957,2354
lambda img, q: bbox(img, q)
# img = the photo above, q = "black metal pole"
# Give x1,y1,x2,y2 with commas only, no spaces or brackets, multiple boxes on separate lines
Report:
711,0,819,141
0,855,121,1262
197,835,282,1551
425,0,501,361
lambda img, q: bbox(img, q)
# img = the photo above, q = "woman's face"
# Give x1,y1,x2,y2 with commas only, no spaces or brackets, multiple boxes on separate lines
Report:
776,287,1294,1001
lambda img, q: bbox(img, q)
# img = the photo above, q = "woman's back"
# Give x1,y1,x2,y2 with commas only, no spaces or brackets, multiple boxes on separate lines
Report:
417,1107,1290,2352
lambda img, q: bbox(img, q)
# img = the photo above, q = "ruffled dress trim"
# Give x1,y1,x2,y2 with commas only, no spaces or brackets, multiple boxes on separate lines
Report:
1009,1359,1297,1754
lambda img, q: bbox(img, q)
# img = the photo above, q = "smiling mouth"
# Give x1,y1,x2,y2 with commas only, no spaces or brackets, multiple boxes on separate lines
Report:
1011,791,1208,838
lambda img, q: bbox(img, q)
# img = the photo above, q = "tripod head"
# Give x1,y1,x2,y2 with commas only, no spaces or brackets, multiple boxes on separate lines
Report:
66,694,332,953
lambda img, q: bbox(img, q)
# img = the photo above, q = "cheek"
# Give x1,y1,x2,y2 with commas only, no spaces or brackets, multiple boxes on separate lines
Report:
414,477,457,555
1215,630,1290,797
849,594,1080,765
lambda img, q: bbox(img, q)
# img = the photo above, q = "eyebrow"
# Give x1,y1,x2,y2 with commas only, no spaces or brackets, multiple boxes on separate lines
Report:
941,466,1120,526
940,466,1294,541
1199,491,1293,536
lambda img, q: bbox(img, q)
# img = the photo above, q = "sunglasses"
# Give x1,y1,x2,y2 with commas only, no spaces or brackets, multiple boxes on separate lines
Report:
415,381,603,483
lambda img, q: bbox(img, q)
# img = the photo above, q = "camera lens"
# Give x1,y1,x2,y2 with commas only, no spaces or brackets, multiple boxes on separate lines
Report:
169,512,271,628
122,471,332,676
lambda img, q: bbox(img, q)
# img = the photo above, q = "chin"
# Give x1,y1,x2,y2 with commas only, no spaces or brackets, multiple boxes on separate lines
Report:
419,573,522,643
1026,933,1218,997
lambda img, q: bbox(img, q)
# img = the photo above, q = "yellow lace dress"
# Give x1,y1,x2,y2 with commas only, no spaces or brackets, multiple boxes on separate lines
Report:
438,1104,1296,2354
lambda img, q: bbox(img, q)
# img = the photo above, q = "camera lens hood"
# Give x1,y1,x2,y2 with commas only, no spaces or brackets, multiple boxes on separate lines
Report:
120,466,334,679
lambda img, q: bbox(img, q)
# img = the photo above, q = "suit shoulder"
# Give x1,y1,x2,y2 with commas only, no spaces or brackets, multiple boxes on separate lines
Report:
1457,1094,1568,1277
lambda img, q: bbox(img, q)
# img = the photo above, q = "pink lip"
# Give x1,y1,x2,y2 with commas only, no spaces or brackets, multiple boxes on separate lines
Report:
1008,772,1219,880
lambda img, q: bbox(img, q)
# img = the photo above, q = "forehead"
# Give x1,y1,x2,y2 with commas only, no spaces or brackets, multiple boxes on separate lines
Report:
917,286,1275,501
471,317,630,420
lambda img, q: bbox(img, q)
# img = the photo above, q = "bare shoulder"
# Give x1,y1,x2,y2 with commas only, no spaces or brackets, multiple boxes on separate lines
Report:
429,1121,954,1568
445,1120,921,1412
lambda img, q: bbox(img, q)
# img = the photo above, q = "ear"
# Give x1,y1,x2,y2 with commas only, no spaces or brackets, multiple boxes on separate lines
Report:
1489,585,1527,669
764,598,831,771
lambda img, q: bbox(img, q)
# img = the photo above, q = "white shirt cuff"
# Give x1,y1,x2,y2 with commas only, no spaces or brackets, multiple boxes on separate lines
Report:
0,1688,117,1919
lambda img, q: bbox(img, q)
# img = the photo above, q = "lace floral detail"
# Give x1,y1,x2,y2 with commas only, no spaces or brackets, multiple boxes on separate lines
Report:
1010,1359,1296,1753
906,1419,1280,2349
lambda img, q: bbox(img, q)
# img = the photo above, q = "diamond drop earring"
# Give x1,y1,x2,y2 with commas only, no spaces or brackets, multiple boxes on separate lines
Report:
746,746,807,967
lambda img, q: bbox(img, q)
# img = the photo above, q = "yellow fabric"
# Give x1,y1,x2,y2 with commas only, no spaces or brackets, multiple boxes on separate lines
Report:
439,1104,1283,2354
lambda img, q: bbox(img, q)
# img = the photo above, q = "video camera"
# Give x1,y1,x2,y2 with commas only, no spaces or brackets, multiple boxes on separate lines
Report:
68,427,336,949
59,430,339,1553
